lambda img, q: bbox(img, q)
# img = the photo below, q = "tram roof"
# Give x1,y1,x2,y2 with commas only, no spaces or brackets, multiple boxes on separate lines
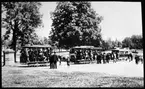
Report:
23,45,52,48
93,47,103,50
112,48,130,52
72,46,102,49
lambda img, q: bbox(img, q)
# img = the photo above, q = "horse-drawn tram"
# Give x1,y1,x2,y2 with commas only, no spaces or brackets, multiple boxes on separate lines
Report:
20,45,52,66
69,46,102,64
111,48,132,61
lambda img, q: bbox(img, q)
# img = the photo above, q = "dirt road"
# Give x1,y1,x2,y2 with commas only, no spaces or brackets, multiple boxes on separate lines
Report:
56,60,143,77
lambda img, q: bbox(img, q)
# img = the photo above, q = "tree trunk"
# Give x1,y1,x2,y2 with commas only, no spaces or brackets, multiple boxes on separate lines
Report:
12,29,17,63
13,20,19,63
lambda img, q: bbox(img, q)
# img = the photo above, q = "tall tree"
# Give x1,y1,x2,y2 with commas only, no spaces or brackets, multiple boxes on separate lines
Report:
130,35,143,49
101,38,122,50
101,40,110,50
50,1,103,49
106,38,114,49
2,2,42,48
2,2,42,61
122,37,132,48
43,37,49,44
114,39,122,48
122,35,142,49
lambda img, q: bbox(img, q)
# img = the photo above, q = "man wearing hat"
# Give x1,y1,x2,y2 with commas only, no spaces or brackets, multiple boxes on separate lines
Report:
49,51,58,69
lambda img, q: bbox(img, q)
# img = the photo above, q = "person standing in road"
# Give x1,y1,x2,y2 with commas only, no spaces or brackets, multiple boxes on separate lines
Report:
97,52,102,64
112,52,116,63
53,52,58,69
49,52,54,69
49,52,58,69
116,52,119,62
67,57,70,66
135,55,139,64
130,53,133,62
58,55,62,65
106,53,110,63
102,53,106,64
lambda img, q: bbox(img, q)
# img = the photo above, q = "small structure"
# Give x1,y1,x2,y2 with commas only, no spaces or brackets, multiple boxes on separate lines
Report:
3,49,15,66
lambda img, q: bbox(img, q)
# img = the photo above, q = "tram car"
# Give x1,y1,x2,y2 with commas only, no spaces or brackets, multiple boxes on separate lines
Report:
20,45,52,66
111,48,132,60
69,46,102,64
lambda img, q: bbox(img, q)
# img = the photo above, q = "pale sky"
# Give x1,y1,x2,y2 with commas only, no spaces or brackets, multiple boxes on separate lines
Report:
91,2,142,41
2,2,142,41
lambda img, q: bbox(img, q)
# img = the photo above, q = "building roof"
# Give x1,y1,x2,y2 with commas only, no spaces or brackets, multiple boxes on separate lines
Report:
3,49,15,53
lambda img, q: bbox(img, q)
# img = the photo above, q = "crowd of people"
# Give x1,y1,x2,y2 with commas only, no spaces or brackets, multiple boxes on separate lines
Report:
20,47,142,69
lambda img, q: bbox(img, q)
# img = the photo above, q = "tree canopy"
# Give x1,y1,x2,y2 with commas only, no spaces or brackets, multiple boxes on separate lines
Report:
101,38,122,50
50,1,103,49
122,35,143,49
2,2,42,51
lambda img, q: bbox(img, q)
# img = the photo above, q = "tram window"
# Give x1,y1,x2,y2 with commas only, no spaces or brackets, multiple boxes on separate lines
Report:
70,49,75,53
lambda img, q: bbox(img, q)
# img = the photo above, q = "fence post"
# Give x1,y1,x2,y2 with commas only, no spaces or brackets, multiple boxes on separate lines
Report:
14,51,16,63
3,51,5,66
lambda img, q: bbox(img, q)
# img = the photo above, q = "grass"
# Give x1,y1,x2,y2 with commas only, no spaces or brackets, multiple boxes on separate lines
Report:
2,66,144,88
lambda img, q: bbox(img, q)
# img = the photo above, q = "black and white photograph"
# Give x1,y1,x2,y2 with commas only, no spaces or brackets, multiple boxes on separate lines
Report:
1,1,144,88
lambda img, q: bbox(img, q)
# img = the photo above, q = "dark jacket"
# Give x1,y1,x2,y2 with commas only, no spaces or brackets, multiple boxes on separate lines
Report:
50,54,58,63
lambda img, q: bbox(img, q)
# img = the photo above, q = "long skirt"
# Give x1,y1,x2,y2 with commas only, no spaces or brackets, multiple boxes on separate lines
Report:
67,61,70,66
50,62,55,69
54,62,57,69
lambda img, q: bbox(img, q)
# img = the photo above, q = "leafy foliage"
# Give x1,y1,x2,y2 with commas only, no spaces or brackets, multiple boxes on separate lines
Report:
122,35,143,49
122,37,132,48
50,1,103,49
101,38,122,50
2,2,42,51
29,34,52,45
